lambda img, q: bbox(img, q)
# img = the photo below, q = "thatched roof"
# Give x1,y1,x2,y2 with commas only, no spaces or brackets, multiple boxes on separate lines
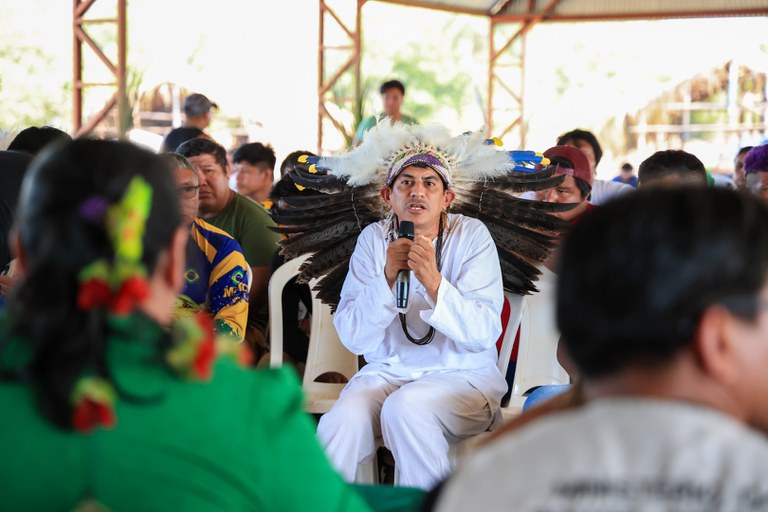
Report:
628,61,765,127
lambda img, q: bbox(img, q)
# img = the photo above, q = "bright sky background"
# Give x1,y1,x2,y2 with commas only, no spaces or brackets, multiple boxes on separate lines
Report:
1,0,766,176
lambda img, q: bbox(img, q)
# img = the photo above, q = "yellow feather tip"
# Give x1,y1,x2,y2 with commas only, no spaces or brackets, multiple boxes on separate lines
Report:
295,184,306,191
308,164,318,174
540,157,551,166
297,155,308,164
492,137,503,147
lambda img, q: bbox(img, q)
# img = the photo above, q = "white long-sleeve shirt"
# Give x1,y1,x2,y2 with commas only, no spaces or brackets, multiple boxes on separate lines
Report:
333,213,508,407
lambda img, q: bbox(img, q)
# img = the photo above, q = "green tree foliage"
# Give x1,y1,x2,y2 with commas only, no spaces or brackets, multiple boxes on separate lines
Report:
0,43,69,130
358,15,486,131
389,56,472,122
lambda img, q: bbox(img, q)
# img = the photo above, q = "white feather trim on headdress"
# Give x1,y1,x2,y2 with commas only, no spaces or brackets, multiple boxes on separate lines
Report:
319,121,513,188
275,120,568,308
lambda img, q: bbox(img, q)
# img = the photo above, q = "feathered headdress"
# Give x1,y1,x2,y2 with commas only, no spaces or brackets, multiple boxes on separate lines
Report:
272,122,573,309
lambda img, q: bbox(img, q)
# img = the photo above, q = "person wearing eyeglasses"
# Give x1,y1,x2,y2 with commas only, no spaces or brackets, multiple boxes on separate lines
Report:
162,153,249,342
177,139,282,359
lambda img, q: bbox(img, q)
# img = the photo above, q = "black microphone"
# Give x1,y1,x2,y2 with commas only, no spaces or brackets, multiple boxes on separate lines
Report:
396,221,414,308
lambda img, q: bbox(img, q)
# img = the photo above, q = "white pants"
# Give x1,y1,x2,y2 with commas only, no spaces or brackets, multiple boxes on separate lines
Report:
316,371,495,490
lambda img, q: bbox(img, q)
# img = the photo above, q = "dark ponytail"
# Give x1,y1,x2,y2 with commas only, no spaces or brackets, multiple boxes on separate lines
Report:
4,139,181,429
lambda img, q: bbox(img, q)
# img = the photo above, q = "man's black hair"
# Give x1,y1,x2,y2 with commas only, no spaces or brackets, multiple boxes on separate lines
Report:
557,188,768,378
549,156,591,200
380,80,405,95
638,150,706,186
556,129,602,165
7,126,71,156
177,138,228,174
737,146,754,159
621,162,634,172
232,142,276,169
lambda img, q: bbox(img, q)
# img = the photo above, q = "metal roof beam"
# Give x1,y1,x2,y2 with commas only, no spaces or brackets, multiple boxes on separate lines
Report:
491,0,559,61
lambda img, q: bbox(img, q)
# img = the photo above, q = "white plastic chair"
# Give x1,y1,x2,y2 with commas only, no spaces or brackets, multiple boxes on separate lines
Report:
448,292,524,464
300,298,359,414
268,254,359,414
388,292,523,482
507,265,570,411
268,255,308,369
245,264,253,294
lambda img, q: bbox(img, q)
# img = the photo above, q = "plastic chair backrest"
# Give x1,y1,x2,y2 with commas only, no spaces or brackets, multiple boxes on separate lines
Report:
268,254,309,369
245,264,253,294
268,254,358,399
511,265,569,399
301,292,358,395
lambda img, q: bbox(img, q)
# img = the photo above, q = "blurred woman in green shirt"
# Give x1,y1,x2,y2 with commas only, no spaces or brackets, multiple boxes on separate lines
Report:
0,139,421,512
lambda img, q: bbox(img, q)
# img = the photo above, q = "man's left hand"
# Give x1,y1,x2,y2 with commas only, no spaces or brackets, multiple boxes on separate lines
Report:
408,236,441,302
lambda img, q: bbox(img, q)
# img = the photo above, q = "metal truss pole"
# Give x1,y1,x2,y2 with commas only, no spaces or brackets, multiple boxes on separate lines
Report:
317,0,365,153
72,0,127,137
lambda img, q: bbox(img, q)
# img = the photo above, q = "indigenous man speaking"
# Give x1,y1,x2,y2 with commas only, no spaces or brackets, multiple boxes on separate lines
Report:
273,123,564,490
317,150,507,490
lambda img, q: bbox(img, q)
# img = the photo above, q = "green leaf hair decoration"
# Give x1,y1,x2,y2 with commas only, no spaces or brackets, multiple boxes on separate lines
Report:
76,175,154,314
107,175,153,263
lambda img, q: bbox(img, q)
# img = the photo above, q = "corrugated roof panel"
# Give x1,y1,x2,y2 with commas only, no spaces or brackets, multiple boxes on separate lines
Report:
371,0,502,15
373,0,768,18
496,0,768,18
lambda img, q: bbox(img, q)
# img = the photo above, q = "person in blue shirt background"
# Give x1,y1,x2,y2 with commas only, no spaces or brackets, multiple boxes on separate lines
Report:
613,162,638,188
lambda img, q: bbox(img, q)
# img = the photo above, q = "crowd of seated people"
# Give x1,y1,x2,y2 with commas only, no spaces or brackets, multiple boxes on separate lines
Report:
0,137,422,511
1,111,767,511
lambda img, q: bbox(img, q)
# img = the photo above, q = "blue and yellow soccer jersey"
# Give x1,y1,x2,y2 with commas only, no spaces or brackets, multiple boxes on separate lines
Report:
177,218,249,341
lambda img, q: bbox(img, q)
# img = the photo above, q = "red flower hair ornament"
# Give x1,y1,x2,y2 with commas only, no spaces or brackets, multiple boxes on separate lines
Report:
71,377,117,433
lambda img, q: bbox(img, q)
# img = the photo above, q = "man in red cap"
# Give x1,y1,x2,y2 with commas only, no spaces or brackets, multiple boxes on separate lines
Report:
541,145,595,224
535,145,596,393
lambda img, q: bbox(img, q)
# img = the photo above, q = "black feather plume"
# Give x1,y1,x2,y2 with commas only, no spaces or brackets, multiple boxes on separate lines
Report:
279,220,363,259
297,235,359,283
269,153,573,307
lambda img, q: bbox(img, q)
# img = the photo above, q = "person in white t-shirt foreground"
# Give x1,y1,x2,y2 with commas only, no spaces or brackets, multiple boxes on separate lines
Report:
556,128,633,205
434,187,768,512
